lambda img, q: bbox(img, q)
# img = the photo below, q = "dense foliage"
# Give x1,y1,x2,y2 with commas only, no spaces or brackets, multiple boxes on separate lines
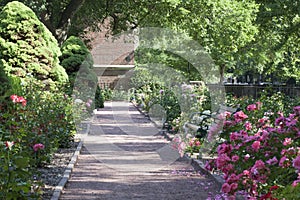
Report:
0,2,76,199
0,1,68,91
0,0,298,82
60,35,105,110
0,78,76,199
60,36,93,75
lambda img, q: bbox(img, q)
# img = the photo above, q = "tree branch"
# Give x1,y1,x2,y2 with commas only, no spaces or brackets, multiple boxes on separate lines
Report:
57,0,86,29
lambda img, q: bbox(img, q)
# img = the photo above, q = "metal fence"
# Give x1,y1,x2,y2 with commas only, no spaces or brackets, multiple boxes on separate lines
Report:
207,84,300,99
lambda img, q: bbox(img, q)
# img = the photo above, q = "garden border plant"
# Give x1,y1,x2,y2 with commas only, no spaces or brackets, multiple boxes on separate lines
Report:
203,92,300,199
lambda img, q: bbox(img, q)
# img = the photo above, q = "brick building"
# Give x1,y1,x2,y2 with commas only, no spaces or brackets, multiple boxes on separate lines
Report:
89,28,136,89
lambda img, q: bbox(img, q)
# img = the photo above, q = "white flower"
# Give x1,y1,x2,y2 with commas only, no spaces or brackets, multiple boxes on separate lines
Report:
202,110,211,115
75,99,83,104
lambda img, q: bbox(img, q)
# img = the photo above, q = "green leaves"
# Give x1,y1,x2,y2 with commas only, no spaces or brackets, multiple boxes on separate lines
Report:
14,156,30,169
178,0,259,82
0,1,68,91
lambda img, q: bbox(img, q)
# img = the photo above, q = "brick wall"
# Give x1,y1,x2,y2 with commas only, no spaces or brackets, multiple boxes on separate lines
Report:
86,20,136,89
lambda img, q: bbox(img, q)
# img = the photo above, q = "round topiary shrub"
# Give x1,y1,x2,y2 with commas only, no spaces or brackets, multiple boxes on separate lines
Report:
60,36,94,75
60,36,104,109
0,1,68,90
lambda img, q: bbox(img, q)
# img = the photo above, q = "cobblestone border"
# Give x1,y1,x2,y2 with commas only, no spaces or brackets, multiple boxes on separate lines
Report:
50,122,90,200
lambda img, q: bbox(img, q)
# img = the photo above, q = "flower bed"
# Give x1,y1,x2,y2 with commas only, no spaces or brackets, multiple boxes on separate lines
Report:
204,103,300,199
169,91,300,199
0,85,77,199
130,75,300,199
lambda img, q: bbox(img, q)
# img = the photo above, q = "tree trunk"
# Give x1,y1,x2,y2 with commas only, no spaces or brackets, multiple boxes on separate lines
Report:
55,0,86,45
219,64,225,85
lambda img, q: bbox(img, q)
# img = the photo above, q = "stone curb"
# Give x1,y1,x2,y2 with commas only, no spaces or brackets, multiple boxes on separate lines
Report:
161,129,224,189
50,121,90,200
132,102,224,188
50,140,83,200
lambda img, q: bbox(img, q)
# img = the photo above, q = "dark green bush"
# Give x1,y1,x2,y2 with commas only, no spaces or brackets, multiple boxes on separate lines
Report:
60,36,104,108
95,85,104,108
0,1,68,90
60,36,93,75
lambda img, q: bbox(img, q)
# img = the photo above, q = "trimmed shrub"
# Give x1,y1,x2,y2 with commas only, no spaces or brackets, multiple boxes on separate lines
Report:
60,36,93,75
60,36,104,108
0,1,68,90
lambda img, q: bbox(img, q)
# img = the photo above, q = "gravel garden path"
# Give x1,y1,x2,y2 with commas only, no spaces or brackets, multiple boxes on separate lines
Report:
59,101,221,200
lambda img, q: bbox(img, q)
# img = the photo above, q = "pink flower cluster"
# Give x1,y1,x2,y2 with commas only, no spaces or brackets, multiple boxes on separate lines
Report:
171,136,186,157
10,94,27,106
33,143,45,152
188,137,201,147
86,99,93,108
206,103,300,199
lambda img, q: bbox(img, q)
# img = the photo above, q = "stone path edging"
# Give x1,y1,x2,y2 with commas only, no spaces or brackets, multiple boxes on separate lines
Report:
132,102,224,189
50,121,90,200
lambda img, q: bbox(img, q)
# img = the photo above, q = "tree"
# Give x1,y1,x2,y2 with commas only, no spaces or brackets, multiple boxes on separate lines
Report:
0,1,68,90
1,0,297,83
0,0,185,44
59,36,105,110
174,0,259,83
237,0,300,82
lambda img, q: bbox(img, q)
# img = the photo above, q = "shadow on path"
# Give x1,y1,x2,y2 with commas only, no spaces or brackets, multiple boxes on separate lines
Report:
60,101,221,200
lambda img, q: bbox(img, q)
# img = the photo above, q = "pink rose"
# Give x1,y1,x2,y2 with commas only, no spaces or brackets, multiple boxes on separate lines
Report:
216,154,231,169
217,143,232,154
227,173,239,183
33,143,45,152
205,160,213,171
247,104,257,111
292,156,300,171
224,120,234,127
225,164,234,173
222,183,231,193
266,157,278,165
292,180,300,187
227,195,236,200
251,141,260,152
253,160,265,169
244,121,252,130
293,106,300,115
279,156,289,168
224,111,232,118
17,96,27,106
256,101,262,109
243,170,250,176
232,155,239,162
10,94,18,102
283,138,292,146
230,132,240,141
10,94,27,106
233,111,248,123
230,183,238,191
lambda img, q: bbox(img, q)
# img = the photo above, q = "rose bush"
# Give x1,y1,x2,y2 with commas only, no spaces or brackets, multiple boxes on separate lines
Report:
205,100,300,199
132,82,210,134
0,79,76,199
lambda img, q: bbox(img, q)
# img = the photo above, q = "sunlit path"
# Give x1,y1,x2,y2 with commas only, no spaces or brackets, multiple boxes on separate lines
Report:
60,101,221,200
